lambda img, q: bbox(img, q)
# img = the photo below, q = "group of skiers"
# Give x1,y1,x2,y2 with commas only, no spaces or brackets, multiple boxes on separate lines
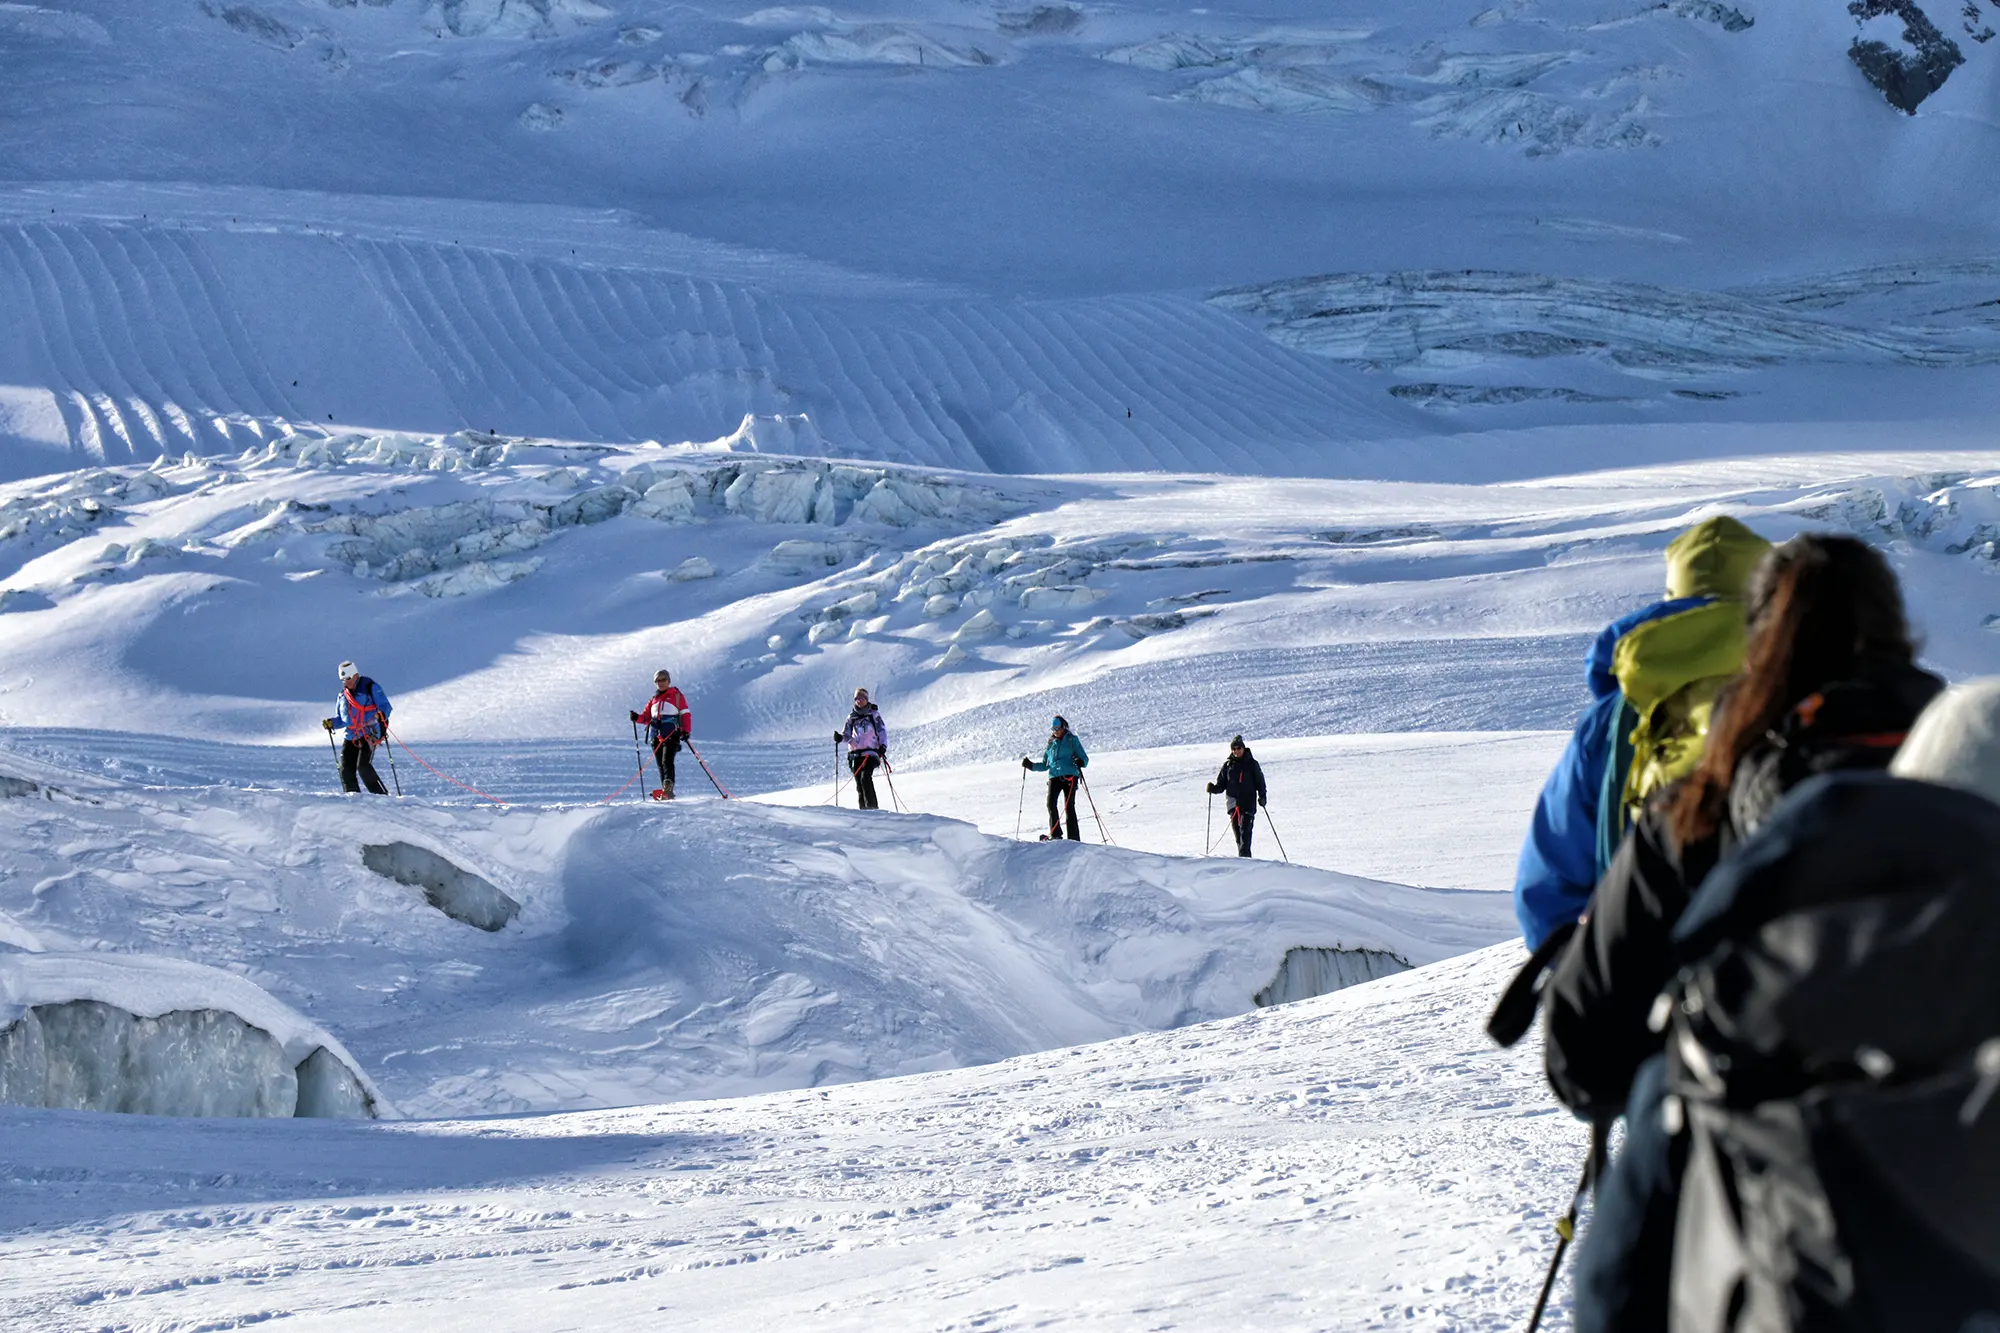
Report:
318,663,1275,856
1498,519,2000,1332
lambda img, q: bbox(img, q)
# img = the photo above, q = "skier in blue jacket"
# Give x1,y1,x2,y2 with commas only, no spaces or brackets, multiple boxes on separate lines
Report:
1512,518,1769,948
1024,715,1088,840
322,660,392,795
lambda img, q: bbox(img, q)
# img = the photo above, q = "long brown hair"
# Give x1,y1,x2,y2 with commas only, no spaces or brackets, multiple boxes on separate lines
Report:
1667,534,1913,845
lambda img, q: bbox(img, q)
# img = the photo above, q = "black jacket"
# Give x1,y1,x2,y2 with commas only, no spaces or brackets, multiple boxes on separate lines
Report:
1207,750,1267,809
1542,661,1943,1118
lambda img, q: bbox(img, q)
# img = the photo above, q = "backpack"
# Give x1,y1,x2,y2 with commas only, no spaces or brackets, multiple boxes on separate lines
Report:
847,710,882,752
1611,601,1748,831
1660,775,2000,1333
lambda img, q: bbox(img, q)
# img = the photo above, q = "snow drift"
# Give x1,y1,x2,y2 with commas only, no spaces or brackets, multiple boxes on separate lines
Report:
0,951,382,1118
0,756,1510,1117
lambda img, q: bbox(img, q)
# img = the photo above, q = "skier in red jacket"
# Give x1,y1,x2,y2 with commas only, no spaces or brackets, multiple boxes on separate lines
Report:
630,669,693,800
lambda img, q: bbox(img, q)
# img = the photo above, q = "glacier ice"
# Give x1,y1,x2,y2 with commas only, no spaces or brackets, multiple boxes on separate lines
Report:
0,953,381,1118
1,1000,298,1116
1253,947,1412,1007
361,842,521,932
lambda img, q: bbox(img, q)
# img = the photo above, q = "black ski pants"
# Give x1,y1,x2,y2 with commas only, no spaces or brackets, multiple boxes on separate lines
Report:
1230,803,1256,857
1046,775,1080,840
341,739,387,795
651,732,682,787
849,751,881,810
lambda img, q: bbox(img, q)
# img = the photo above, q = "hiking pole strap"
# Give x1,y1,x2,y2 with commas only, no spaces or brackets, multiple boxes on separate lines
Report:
1487,920,1579,1049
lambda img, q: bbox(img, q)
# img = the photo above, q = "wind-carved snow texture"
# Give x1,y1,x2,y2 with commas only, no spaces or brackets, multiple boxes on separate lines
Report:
1213,265,2000,392
362,842,521,933
0,215,1403,473
1253,947,1412,1007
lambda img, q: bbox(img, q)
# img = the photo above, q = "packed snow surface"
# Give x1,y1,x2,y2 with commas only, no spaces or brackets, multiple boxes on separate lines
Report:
0,946,1588,1331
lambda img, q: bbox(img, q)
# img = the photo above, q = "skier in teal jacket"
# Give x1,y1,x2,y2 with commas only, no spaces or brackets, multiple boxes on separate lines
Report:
1024,715,1089,840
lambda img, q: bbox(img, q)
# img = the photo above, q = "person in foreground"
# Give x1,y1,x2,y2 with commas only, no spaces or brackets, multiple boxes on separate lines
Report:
837,688,888,810
1514,516,1773,949
1571,677,2000,1333
1206,735,1267,857
1542,535,1949,1331
323,660,392,795
630,669,692,800
1024,716,1088,841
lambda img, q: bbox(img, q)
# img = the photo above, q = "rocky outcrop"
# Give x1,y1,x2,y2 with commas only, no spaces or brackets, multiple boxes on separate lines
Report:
1848,0,1966,113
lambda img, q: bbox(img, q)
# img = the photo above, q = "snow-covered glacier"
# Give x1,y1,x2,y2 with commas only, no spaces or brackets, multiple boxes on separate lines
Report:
0,951,382,1118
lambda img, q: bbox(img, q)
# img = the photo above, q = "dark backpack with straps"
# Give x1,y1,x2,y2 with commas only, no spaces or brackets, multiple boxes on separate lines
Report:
1658,774,2000,1333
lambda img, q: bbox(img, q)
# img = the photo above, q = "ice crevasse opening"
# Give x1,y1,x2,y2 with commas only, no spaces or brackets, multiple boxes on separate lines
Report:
1254,946,1412,1008
0,952,385,1119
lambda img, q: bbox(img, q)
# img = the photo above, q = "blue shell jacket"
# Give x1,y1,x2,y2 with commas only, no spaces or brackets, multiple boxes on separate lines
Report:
1512,597,1710,948
335,676,392,744
1029,732,1088,779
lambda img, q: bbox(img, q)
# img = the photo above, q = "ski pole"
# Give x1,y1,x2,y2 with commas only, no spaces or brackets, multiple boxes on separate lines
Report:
326,722,340,789
1262,803,1290,863
882,761,906,813
1016,765,1027,840
831,738,843,806
380,734,402,796
633,720,648,803
1527,1119,1611,1333
1078,773,1114,845
1205,792,1213,857
684,738,733,798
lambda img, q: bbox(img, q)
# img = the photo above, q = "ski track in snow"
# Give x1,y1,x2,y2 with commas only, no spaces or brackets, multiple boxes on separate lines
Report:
0,946,1581,1333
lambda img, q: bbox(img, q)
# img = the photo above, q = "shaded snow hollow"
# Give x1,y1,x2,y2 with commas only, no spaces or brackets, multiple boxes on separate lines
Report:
362,842,521,932
0,952,383,1119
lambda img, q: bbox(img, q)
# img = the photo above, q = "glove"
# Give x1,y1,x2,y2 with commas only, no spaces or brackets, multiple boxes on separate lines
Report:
1206,782,1221,795
1258,795,1267,808
630,710,642,724
834,731,843,743
880,749,888,765
322,718,337,732
1021,756,1033,770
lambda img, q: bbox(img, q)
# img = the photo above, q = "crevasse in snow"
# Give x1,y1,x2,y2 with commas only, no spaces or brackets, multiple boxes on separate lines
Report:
0,952,382,1118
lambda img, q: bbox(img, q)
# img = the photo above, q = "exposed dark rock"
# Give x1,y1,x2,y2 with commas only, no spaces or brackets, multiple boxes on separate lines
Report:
1388,382,1635,407
1673,1,1755,31
1848,0,1966,113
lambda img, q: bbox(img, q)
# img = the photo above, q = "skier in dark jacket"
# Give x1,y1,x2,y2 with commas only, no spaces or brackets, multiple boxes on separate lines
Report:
1024,715,1088,840
1206,735,1267,857
630,669,692,800
1572,680,2000,1333
836,688,888,811
322,660,392,795
1541,535,1943,1333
